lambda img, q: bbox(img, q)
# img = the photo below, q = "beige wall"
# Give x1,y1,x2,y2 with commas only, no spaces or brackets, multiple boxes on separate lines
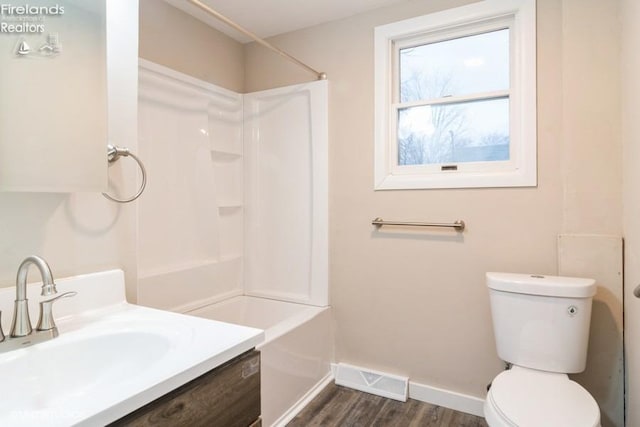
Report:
245,0,622,401
139,0,244,92
621,0,640,423
561,0,621,234
0,0,626,417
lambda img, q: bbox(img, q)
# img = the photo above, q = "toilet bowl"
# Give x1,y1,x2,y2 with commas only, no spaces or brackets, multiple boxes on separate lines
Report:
484,366,600,427
485,272,601,427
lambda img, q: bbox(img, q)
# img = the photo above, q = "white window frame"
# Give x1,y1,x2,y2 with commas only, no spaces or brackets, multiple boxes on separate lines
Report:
374,0,537,190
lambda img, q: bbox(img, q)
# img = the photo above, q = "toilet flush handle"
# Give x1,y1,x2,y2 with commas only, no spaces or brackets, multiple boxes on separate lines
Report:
634,284,640,299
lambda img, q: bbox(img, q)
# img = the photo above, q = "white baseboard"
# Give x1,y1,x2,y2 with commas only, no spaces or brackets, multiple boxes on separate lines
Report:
271,372,334,427
331,362,338,376
409,381,485,417
317,364,485,419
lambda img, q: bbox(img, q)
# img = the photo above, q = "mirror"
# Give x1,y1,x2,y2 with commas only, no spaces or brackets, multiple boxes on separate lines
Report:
0,1,107,192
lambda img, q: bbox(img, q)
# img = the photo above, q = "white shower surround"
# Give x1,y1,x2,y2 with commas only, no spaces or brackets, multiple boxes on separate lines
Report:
137,59,328,310
137,60,245,310
243,82,329,306
136,60,331,426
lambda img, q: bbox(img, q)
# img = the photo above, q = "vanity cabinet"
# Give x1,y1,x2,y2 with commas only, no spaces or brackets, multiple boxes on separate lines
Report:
111,350,261,427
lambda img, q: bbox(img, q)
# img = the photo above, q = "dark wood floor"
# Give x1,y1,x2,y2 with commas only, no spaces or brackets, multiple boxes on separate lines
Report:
287,384,488,427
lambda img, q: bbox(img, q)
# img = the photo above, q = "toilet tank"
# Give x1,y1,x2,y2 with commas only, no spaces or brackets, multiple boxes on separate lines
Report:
486,272,596,373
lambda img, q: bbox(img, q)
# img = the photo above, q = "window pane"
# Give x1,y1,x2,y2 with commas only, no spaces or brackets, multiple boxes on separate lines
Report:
397,98,509,166
400,29,510,103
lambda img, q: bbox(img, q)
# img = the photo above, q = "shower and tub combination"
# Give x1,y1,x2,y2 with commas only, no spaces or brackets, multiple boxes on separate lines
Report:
135,60,331,426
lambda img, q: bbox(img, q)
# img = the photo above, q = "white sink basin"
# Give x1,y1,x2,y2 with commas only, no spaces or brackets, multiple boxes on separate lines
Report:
0,270,264,426
0,331,170,414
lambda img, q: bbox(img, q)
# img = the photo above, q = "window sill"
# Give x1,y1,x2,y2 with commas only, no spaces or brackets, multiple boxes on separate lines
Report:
374,169,537,190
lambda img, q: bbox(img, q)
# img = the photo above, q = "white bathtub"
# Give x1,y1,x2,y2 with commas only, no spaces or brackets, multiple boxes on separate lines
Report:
187,296,333,427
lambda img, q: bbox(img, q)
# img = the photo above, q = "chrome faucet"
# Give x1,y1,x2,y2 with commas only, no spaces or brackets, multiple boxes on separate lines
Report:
11,255,57,337
0,256,76,352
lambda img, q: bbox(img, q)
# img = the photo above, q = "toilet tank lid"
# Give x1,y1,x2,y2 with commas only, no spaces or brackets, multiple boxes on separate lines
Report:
486,272,596,298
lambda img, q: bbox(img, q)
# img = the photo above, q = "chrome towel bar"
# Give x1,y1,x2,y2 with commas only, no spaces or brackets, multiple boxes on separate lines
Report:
372,217,466,231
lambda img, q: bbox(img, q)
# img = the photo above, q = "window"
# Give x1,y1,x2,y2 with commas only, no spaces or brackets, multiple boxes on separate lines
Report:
374,0,536,190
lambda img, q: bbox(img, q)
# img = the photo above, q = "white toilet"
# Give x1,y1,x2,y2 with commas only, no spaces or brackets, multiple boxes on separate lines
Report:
484,272,601,427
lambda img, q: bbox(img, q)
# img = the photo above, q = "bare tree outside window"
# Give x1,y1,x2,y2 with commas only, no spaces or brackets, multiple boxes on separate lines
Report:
397,29,511,166
398,70,468,165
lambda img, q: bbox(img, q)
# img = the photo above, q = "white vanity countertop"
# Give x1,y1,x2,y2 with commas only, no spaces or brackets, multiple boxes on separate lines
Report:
0,269,264,426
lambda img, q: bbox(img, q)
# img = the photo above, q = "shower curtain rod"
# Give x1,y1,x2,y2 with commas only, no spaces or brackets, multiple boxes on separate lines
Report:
188,0,327,81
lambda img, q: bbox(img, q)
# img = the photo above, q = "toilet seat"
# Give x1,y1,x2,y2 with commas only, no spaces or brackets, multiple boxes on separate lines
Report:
484,366,600,427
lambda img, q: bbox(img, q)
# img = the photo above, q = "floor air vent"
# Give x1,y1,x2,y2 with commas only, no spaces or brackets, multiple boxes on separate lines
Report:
334,363,409,401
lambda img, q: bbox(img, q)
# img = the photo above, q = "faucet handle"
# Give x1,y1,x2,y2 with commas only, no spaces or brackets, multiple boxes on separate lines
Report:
36,291,77,333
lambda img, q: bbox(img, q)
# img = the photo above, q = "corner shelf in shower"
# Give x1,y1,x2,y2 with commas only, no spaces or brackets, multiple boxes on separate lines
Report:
212,151,243,210
211,149,243,161
218,204,243,213
220,254,243,263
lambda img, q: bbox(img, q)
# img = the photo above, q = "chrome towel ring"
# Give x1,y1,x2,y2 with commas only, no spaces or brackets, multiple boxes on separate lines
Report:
102,144,147,203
